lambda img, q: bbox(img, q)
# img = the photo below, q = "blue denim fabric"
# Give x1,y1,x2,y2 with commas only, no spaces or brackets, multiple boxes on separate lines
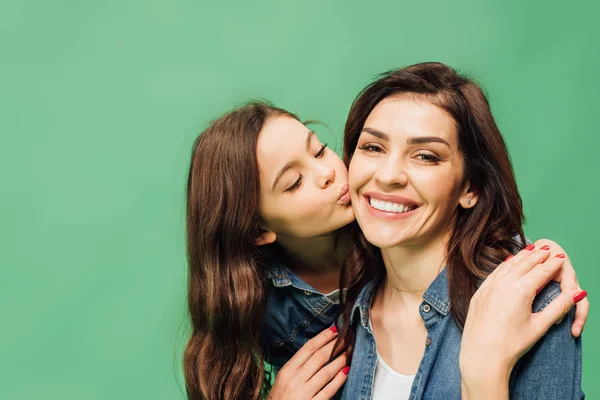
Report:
341,269,584,399
261,262,340,370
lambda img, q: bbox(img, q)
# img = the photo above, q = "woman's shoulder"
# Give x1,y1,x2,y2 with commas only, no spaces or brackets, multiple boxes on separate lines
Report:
532,280,561,313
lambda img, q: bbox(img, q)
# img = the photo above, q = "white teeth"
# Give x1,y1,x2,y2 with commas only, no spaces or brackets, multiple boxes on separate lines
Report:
369,198,415,213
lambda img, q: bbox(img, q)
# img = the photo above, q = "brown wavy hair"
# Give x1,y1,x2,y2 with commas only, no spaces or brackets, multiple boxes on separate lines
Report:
184,101,297,399
336,62,526,360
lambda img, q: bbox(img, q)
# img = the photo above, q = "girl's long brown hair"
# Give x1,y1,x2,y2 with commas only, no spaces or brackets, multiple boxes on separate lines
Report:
184,101,296,399
336,62,526,360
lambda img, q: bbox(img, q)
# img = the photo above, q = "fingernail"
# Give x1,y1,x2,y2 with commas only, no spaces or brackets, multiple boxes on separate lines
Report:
573,290,587,304
329,325,338,333
540,245,550,250
343,366,350,375
574,326,582,337
525,244,535,251
505,254,514,261
555,253,566,258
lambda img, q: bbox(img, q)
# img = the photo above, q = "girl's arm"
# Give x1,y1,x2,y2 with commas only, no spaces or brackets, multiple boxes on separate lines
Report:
459,243,585,399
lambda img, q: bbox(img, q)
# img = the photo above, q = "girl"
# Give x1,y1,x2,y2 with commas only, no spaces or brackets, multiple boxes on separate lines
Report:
337,62,585,399
184,98,587,398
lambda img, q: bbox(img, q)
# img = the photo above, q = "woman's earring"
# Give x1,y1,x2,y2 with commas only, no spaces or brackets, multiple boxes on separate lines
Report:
466,198,472,206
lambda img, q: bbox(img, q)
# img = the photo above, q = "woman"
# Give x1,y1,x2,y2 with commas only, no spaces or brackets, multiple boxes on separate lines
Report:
183,100,587,398
336,62,585,399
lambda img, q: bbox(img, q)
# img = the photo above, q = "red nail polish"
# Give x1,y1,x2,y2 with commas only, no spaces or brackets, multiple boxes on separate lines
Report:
574,290,587,304
329,325,338,333
525,244,535,251
555,253,566,258
505,255,514,261
343,366,350,375
540,245,550,250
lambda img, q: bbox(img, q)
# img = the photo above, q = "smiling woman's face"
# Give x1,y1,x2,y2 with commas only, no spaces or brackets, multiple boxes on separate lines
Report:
256,115,355,241
348,95,477,249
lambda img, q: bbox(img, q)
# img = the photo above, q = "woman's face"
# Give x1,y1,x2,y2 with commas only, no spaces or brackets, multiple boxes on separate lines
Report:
348,96,476,249
256,115,355,241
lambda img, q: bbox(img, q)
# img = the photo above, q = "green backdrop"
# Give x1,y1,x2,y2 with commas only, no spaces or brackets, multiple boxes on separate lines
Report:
1,0,597,398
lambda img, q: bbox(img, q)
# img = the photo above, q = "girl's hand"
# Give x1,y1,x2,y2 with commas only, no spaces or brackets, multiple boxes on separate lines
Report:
533,239,589,337
269,326,348,400
459,245,587,399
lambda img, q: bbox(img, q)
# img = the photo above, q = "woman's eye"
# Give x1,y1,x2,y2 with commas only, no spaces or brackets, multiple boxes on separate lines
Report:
315,143,328,158
358,144,382,152
415,153,440,163
285,175,303,192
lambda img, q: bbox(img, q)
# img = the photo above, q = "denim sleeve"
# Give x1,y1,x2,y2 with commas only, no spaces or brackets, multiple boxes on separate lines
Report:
509,289,584,399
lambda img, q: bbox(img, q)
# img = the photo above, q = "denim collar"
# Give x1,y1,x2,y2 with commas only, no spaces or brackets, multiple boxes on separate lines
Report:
268,262,293,287
350,267,450,328
266,261,324,294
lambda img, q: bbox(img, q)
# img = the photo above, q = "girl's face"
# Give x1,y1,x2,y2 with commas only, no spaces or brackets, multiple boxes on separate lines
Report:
256,116,354,241
348,96,477,249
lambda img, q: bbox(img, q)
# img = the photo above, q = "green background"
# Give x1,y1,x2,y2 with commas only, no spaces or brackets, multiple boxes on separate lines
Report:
1,0,597,398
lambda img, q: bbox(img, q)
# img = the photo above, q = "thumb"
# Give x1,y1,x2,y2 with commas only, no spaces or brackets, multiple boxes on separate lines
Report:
532,290,587,339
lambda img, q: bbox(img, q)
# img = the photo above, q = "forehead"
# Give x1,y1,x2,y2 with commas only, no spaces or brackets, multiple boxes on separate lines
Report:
256,115,310,177
365,96,457,141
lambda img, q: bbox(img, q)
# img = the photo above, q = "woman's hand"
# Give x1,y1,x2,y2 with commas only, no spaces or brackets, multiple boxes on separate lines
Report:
269,326,349,400
459,245,587,399
533,239,589,337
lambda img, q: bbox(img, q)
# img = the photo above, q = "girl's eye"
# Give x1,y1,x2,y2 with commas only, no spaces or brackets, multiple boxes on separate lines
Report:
415,153,440,163
315,143,328,158
285,175,303,192
358,144,383,152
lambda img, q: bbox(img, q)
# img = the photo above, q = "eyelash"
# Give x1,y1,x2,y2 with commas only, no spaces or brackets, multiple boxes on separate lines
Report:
415,153,440,163
285,143,328,193
359,144,440,163
358,144,382,152
315,143,328,158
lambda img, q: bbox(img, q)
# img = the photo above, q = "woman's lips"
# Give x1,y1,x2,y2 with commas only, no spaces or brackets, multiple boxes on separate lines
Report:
363,194,420,219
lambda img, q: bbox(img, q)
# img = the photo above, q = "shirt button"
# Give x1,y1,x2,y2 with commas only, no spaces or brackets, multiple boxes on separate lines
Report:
304,290,312,296
425,337,432,346
422,304,431,313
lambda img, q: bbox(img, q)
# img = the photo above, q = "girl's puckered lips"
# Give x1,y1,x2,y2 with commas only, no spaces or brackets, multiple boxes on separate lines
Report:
337,184,351,205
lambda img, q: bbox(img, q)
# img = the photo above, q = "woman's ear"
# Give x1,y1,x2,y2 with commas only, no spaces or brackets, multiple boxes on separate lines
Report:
254,229,276,246
459,181,479,209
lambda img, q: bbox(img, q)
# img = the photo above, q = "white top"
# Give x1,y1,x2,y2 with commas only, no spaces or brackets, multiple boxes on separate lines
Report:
372,353,415,399
369,317,415,399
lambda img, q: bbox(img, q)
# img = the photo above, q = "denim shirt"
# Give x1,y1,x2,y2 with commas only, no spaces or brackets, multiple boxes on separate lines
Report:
261,262,340,370
341,269,584,400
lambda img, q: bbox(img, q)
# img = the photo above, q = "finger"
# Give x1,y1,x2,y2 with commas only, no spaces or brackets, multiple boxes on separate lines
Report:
285,326,338,371
553,252,576,288
298,339,339,382
522,254,566,296
478,251,520,291
572,297,589,337
312,366,349,400
531,290,586,339
507,246,553,278
489,244,538,283
306,353,347,397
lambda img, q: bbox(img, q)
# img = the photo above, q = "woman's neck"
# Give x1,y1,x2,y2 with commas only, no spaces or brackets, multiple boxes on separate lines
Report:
379,235,448,304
